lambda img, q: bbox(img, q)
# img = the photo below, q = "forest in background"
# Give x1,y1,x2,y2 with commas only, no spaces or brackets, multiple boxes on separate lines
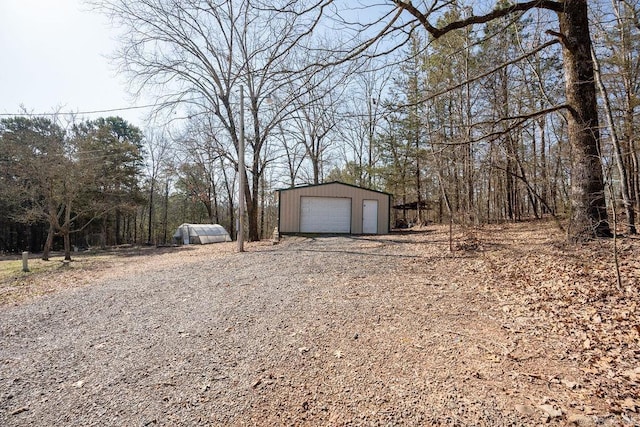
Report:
1,0,639,257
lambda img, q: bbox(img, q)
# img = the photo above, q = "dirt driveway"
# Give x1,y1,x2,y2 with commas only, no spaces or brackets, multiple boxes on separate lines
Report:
0,225,637,426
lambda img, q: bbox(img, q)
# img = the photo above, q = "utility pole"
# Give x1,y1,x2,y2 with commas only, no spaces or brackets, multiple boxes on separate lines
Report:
237,85,245,252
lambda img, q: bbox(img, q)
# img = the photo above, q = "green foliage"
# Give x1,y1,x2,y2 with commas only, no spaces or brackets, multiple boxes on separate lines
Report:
0,117,69,223
0,116,147,253
72,117,146,210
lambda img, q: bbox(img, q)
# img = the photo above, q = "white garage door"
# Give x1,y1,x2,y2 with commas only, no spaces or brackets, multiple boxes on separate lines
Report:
300,197,351,233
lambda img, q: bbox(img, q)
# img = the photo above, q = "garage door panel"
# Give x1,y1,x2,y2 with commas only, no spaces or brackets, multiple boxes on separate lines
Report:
300,197,351,233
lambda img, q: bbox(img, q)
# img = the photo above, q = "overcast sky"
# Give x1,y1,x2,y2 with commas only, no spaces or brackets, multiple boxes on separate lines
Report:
0,0,149,125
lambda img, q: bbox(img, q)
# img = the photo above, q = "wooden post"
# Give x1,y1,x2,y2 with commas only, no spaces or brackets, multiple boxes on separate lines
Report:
22,252,29,272
237,85,245,252
449,215,453,253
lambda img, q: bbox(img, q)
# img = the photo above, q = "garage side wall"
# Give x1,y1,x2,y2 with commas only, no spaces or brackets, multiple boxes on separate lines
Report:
278,183,390,234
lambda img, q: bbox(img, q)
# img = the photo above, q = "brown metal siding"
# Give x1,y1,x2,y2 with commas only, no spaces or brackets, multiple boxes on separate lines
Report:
278,183,390,234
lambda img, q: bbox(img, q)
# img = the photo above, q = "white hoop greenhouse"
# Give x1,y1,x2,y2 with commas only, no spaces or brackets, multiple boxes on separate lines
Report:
173,223,231,245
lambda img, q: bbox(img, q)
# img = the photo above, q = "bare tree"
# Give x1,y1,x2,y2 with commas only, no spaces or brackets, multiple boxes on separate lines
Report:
310,0,610,239
591,47,637,234
172,114,241,235
391,0,611,240
287,64,347,184
93,0,328,241
143,129,174,244
274,119,306,187
591,0,639,234
339,60,394,188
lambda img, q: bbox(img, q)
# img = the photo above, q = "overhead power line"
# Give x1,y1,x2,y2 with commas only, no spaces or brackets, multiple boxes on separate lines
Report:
0,104,159,117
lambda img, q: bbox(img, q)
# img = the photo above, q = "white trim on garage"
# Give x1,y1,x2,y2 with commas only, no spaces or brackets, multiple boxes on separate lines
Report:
300,196,351,233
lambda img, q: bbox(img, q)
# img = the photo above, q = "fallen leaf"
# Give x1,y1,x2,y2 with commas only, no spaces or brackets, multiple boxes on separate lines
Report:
515,404,536,416
561,379,579,390
539,404,562,418
622,368,640,382
621,397,638,412
567,414,595,427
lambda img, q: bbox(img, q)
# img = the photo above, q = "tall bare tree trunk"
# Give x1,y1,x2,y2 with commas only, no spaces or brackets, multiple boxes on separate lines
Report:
147,180,154,245
163,179,169,244
42,225,54,261
557,0,611,239
245,166,259,242
63,199,72,261
220,158,235,239
592,47,636,234
539,118,549,214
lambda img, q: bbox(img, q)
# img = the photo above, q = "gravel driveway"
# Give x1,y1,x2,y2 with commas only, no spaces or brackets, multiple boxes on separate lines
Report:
0,231,607,426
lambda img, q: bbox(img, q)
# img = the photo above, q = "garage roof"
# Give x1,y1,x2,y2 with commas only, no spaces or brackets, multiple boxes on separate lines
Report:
277,181,392,196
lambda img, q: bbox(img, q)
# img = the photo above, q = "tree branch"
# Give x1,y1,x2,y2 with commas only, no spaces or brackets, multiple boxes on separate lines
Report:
394,39,560,109
394,0,563,38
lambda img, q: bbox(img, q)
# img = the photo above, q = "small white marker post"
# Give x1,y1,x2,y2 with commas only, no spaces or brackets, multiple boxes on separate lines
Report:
22,252,29,272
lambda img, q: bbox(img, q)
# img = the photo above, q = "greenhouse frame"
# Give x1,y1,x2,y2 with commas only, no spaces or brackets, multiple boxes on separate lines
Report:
173,223,231,245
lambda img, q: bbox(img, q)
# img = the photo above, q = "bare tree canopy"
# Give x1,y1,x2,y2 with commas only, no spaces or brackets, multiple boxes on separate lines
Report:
339,0,612,240
91,0,334,241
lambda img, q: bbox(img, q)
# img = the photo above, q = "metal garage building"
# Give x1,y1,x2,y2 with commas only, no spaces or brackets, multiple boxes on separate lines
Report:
277,182,391,235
